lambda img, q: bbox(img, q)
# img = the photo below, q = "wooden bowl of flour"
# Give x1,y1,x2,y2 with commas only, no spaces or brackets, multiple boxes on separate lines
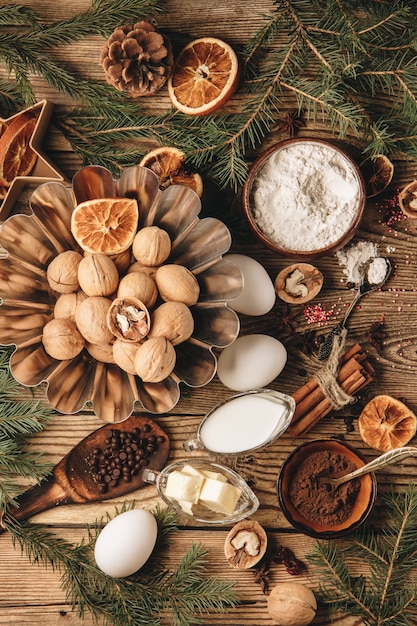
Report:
242,139,366,261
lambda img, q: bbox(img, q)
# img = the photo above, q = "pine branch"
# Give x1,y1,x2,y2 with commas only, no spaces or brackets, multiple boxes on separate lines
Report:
307,484,417,626
4,506,237,626
53,0,417,190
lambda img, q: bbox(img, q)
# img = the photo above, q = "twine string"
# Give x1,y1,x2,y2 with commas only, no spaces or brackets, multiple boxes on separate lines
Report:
315,327,355,409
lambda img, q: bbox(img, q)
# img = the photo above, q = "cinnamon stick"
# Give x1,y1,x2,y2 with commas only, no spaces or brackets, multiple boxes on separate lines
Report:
287,343,374,437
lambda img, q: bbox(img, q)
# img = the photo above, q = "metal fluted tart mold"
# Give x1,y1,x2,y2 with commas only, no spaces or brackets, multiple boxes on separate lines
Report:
0,165,243,422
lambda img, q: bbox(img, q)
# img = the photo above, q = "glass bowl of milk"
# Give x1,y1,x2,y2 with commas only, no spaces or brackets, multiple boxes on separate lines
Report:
183,389,295,456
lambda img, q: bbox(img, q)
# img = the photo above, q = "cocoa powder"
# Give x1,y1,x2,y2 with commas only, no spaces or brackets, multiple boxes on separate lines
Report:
289,449,360,526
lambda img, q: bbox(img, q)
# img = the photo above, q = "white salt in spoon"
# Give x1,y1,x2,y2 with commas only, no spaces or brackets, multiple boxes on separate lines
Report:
318,257,391,360
318,446,417,487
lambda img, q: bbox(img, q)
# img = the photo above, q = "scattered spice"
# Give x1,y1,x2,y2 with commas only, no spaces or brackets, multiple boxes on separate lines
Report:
274,109,306,137
366,314,386,350
289,449,361,526
303,302,338,326
253,560,270,593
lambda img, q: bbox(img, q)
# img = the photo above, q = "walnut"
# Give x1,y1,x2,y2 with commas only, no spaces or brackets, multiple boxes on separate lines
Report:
78,253,119,297
75,296,114,345
47,250,83,294
117,271,158,309
127,261,158,277
42,318,85,360
132,226,171,266
148,301,194,345
100,21,174,97
267,583,317,626
109,249,132,274
54,290,87,321
86,341,116,364
112,339,141,374
107,297,150,342
224,520,267,569
134,336,176,382
155,264,200,306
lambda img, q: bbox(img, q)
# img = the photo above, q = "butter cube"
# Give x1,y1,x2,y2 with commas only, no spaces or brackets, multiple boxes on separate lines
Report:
199,477,242,515
178,499,195,515
201,469,228,483
181,464,205,477
164,470,203,504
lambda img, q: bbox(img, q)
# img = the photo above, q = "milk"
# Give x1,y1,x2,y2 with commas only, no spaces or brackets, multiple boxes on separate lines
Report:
199,392,290,454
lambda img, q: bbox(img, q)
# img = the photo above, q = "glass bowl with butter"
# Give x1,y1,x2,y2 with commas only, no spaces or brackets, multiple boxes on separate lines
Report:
142,458,259,524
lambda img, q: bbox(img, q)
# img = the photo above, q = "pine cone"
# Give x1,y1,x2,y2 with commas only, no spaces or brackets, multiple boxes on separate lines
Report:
100,21,173,97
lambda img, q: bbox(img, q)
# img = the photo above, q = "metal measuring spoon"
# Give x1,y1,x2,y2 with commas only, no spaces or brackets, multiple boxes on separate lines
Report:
318,257,391,360
318,446,417,488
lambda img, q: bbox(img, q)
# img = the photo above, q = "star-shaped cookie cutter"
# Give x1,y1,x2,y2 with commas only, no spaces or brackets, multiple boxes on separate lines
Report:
0,99,66,221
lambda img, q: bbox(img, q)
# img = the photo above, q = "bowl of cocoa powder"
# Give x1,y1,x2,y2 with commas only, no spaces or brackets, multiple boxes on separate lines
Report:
277,439,377,538
242,139,366,260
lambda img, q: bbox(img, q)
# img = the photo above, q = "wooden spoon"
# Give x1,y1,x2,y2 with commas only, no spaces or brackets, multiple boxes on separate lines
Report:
0,415,170,531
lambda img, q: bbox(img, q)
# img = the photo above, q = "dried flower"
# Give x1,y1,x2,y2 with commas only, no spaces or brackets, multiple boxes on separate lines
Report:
274,545,306,576
253,560,270,593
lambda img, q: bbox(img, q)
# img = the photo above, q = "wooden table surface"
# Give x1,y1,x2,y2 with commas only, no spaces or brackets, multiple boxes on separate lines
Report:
1,1,417,625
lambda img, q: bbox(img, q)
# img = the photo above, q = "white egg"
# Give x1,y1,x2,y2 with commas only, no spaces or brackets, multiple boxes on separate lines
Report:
217,334,287,391
94,508,157,578
226,254,276,316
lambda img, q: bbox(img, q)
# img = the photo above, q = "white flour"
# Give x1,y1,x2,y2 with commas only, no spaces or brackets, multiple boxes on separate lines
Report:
336,240,378,284
250,142,361,252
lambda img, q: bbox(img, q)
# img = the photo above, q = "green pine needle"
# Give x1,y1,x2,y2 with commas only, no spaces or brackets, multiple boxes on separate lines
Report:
4,506,237,626
307,484,417,626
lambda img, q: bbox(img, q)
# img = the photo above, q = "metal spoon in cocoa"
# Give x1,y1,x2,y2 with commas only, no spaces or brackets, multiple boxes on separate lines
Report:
318,446,417,488
0,415,170,532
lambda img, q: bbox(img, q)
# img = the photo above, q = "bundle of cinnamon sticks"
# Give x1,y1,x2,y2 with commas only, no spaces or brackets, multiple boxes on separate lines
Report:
287,343,374,437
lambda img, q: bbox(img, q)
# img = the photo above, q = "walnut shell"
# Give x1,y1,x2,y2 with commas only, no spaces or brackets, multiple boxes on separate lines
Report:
42,318,85,360
127,261,158,277
75,296,114,345
155,264,200,305
109,249,132,274
78,253,119,297
148,301,194,345
117,271,158,309
267,583,317,626
224,520,267,569
47,250,83,294
275,263,323,304
107,297,150,342
86,341,116,364
54,290,87,321
134,336,176,382
112,339,141,374
358,394,417,451
132,225,171,266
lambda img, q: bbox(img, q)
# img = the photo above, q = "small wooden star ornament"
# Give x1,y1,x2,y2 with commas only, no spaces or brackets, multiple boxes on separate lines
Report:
0,99,65,221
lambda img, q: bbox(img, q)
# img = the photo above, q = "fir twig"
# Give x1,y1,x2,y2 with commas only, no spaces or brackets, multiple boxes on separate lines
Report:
307,484,417,626
54,0,417,190
4,506,238,626
0,347,52,511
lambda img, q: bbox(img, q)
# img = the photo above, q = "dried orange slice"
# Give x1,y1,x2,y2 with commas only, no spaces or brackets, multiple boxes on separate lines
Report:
167,37,239,116
0,111,37,185
139,146,203,196
358,395,417,452
71,198,139,255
